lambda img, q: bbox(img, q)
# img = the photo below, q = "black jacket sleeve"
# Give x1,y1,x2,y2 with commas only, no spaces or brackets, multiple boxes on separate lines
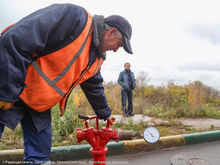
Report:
80,71,111,120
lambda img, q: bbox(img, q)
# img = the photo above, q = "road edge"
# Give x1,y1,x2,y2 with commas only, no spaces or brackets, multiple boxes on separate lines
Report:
0,130,220,161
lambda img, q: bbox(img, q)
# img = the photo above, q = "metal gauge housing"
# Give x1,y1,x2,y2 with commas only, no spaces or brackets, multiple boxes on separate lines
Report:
143,127,160,143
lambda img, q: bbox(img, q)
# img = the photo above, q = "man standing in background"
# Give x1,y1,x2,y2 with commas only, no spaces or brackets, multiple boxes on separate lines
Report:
118,62,136,117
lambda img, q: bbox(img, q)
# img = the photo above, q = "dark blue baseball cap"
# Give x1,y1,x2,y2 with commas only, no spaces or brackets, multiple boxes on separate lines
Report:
105,15,133,54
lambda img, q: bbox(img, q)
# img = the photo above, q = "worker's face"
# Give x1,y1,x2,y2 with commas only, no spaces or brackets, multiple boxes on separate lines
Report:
99,28,124,53
124,63,130,70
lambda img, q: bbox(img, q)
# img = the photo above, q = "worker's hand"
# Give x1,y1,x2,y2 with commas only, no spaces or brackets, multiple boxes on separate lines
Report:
0,101,13,111
110,116,115,121
106,117,116,125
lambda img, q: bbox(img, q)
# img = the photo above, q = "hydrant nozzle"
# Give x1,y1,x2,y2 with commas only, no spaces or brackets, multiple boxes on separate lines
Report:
76,115,132,165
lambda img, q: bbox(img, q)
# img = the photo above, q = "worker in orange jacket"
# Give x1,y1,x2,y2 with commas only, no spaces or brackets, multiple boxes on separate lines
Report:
0,3,132,164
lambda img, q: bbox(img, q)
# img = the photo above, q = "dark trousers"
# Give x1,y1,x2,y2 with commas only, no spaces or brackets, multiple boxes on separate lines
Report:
0,103,52,165
0,123,4,138
21,112,52,164
121,89,133,115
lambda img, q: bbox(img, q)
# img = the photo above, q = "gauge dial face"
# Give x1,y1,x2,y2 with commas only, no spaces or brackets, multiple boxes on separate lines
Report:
144,127,160,143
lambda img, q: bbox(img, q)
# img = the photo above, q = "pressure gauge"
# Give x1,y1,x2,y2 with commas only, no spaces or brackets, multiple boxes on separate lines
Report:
143,127,160,143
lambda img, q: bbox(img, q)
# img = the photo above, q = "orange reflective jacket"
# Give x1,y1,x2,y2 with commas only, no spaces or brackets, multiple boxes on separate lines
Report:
19,13,103,116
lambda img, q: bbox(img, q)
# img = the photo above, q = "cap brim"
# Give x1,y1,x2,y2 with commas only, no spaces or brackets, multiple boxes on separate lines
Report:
123,36,133,54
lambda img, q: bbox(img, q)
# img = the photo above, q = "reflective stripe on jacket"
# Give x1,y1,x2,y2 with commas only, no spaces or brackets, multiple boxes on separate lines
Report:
19,13,103,116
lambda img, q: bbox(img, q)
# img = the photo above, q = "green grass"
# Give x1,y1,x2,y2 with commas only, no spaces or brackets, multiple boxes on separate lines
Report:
0,114,218,150
144,103,220,119
0,124,23,150
1,97,220,150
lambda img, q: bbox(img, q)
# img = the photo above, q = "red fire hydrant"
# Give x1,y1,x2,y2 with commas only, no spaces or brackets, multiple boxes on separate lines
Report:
76,115,120,165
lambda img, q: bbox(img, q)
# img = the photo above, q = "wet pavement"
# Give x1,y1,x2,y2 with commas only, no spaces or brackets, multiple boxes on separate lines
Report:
54,141,220,165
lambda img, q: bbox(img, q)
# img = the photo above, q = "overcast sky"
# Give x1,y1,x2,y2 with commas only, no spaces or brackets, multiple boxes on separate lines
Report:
1,0,220,90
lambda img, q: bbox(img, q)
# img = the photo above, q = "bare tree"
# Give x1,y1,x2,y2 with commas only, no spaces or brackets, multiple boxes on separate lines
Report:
136,71,150,89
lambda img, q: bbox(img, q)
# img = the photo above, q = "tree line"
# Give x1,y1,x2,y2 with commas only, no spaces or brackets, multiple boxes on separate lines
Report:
71,71,220,119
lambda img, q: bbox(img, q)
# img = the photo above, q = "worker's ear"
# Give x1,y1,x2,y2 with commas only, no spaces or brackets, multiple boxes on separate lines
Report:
107,27,117,36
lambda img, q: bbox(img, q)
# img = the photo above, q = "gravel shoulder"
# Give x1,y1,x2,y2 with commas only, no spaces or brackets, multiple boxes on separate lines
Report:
110,115,220,129
177,118,220,129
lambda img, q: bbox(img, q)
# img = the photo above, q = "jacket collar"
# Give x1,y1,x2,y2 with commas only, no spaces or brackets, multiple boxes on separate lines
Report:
92,15,106,60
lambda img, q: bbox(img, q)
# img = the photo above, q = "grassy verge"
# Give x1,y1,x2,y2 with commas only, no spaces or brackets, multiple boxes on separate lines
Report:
1,92,220,150
1,115,218,150
144,103,220,119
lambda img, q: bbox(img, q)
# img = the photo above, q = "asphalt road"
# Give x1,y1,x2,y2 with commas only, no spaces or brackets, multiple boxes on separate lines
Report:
54,141,220,165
